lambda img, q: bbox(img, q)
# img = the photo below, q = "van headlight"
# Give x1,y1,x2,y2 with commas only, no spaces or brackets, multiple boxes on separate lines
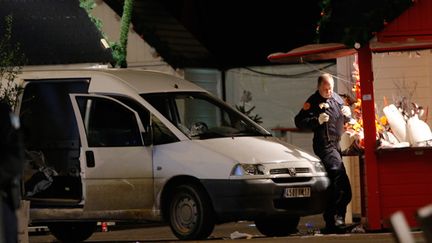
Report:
312,161,326,173
231,163,266,176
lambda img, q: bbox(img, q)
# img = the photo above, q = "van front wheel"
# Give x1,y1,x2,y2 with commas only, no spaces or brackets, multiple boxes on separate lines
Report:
48,222,96,243
168,184,215,240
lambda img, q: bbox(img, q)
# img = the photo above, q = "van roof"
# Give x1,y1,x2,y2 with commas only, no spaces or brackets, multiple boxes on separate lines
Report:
19,69,205,94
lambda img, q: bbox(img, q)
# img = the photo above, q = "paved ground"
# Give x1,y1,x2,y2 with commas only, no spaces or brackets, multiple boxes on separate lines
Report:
29,215,426,243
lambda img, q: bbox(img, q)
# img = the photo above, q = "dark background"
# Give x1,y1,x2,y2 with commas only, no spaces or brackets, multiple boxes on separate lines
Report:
0,0,322,67
161,1,321,67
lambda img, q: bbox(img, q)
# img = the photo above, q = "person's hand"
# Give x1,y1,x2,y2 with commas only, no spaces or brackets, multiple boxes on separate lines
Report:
341,105,351,117
318,113,329,124
319,102,330,110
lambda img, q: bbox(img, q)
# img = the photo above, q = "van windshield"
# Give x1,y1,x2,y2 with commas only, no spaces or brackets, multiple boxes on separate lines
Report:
142,92,271,139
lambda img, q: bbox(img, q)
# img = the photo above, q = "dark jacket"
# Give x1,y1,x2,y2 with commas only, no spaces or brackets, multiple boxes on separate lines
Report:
295,91,348,146
0,102,24,209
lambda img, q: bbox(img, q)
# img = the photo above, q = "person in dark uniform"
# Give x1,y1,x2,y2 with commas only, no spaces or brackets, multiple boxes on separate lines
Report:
0,101,24,243
295,73,352,233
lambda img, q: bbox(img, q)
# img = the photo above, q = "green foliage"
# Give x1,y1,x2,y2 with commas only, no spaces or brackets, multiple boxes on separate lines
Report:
80,0,119,66
317,0,413,47
235,90,263,124
110,41,124,67
116,0,134,68
79,0,103,30
236,103,263,124
0,15,26,109
80,0,134,68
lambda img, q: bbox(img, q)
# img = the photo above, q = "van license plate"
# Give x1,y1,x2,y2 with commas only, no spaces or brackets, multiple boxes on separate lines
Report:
284,187,311,198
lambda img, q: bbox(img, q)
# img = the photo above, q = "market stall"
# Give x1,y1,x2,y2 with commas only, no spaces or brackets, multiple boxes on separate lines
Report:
268,0,432,230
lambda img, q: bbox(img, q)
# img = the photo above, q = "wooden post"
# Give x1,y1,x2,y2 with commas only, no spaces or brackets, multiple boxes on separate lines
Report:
17,200,29,243
357,43,381,230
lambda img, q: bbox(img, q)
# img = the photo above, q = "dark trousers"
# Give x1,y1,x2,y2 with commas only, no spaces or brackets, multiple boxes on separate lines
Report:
313,141,352,227
1,199,17,243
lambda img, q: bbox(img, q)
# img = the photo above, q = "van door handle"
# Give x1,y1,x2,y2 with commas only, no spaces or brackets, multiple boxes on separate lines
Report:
86,151,95,168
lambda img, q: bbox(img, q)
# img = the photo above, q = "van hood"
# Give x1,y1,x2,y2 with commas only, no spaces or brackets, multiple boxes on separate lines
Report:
193,136,319,164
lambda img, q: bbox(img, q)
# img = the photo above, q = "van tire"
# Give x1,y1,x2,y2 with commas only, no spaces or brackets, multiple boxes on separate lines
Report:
48,222,96,242
255,216,300,237
168,184,215,240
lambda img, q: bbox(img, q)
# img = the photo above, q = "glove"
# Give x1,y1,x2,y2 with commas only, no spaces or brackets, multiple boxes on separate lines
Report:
318,113,329,124
341,105,351,117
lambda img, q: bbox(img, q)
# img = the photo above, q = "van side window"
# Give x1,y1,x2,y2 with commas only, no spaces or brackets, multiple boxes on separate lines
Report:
110,96,151,133
76,97,143,147
110,95,179,145
143,95,175,123
152,115,179,145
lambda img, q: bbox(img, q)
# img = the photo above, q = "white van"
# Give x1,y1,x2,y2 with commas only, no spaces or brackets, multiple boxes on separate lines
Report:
18,69,329,241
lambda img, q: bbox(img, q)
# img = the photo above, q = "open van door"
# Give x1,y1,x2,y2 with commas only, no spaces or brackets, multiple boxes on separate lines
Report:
20,80,89,206
69,94,153,211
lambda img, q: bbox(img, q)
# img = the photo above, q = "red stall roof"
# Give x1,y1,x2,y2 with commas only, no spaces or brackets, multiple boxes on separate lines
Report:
377,0,432,43
268,40,432,63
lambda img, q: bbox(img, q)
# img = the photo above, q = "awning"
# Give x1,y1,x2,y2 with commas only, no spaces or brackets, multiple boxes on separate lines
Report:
268,41,432,63
267,43,355,63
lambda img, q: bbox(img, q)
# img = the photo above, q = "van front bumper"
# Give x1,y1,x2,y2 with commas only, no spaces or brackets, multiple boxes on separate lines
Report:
201,176,330,222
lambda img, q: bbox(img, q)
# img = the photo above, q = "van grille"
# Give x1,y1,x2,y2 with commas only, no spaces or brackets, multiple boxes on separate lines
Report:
271,177,312,184
270,167,310,175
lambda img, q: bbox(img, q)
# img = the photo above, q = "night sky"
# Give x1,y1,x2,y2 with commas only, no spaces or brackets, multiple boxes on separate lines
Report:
162,1,321,67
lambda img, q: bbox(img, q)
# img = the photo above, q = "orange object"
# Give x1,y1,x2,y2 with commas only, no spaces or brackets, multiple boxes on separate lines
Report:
380,116,388,126
383,96,388,107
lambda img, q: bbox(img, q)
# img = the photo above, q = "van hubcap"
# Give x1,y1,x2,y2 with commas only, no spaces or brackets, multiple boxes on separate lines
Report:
174,197,198,232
